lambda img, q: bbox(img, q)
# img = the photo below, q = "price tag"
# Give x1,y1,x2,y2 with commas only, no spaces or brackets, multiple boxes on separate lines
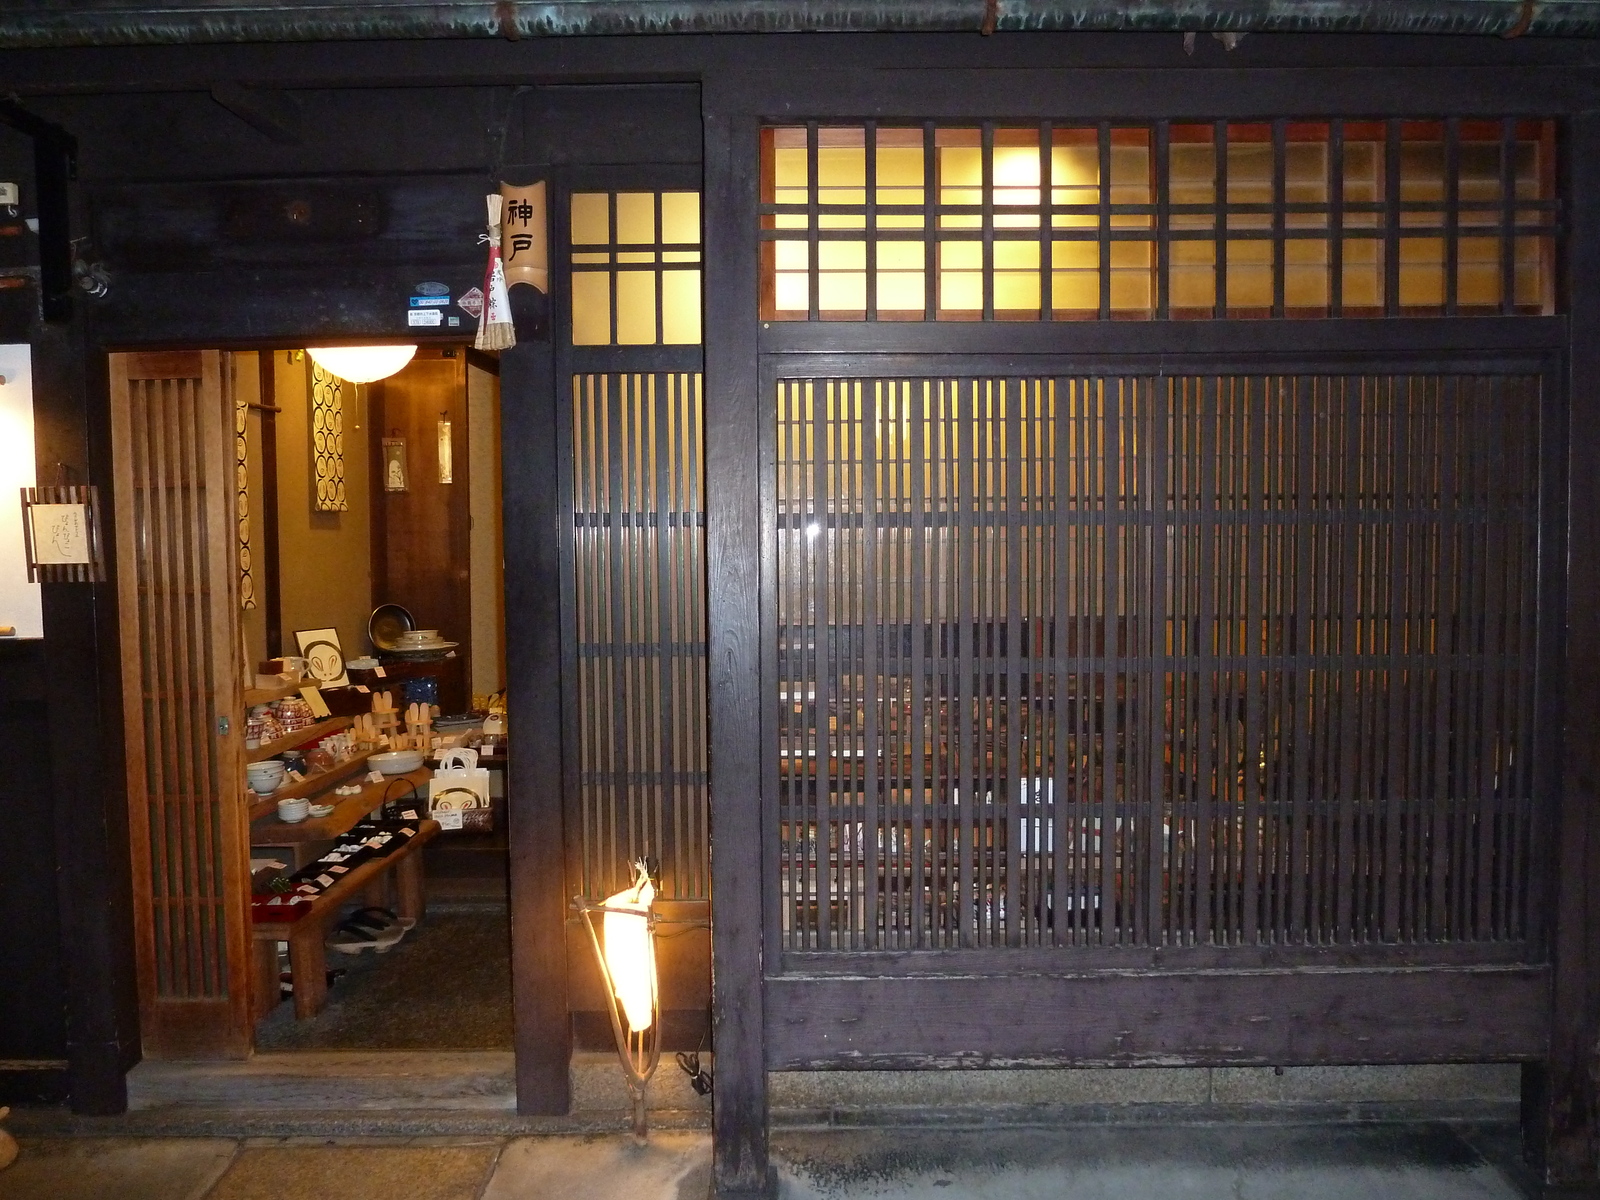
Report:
355,684,371,694
436,811,463,831
315,873,335,887
374,666,387,678
367,770,384,783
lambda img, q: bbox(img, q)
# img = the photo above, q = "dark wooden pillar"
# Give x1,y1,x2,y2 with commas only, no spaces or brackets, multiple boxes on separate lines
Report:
36,319,141,1113
1527,109,1600,1192
501,324,572,1114
703,89,775,1198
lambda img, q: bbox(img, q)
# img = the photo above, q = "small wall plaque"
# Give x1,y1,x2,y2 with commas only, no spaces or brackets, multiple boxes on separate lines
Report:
20,485,106,582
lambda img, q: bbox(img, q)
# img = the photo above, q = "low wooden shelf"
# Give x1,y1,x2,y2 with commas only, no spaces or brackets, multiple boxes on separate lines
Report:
246,716,352,765
250,818,440,1020
246,750,382,823
250,763,430,842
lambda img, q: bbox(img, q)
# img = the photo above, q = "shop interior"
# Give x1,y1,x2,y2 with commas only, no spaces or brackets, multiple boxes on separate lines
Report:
232,343,511,1052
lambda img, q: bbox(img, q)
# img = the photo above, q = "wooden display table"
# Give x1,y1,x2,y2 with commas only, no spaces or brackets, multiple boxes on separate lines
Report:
251,818,440,1020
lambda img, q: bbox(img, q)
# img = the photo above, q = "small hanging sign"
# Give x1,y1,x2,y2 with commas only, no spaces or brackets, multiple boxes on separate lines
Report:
20,485,106,583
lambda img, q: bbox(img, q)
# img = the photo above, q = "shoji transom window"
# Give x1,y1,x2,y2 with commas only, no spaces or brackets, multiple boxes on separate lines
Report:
570,190,702,345
759,120,1558,321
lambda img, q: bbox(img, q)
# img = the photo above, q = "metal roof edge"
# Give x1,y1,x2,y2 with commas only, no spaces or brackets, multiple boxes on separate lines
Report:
2,0,1600,49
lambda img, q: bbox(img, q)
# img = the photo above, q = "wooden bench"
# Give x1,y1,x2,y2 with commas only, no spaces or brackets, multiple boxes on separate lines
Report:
251,819,440,1020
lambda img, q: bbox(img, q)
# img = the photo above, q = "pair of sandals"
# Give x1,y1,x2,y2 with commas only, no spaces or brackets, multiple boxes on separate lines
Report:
326,906,417,955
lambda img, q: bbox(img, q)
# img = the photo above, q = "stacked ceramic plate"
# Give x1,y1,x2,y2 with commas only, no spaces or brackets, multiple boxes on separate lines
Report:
387,628,459,661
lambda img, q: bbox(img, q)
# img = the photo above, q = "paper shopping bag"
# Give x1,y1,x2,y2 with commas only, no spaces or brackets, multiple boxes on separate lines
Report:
428,747,493,831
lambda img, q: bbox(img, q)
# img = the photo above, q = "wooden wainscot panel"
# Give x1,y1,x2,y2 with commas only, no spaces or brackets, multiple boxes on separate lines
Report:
765,966,1551,1070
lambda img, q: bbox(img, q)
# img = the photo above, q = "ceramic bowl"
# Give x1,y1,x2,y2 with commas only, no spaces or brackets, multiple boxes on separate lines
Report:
276,797,310,823
369,749,425,775
247,762,287,792
307,802,336,818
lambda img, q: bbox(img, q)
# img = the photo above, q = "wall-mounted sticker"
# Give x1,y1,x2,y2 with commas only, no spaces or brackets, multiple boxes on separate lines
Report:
410,295,449,307
414,280,450,297
457,287,484,320
408,310,442,327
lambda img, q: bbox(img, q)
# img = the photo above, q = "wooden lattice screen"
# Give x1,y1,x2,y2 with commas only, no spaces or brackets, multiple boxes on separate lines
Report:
570,369,709,900
775,371,1541,953
111,350,251,1056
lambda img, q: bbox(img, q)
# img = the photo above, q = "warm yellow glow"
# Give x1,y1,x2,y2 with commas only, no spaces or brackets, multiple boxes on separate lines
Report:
602,875,657,1033
305,345,417,384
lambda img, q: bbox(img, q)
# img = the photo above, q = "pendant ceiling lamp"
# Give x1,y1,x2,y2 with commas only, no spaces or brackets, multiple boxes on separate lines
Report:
305,345,417,384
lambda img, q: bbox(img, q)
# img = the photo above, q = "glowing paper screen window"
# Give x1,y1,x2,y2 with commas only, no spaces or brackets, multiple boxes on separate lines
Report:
760,118,1557,321
570,191,702,346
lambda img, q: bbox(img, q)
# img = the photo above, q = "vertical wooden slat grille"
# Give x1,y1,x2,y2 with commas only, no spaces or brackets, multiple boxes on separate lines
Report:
571,370,709,900
128,373,229,997
776,371,1541,952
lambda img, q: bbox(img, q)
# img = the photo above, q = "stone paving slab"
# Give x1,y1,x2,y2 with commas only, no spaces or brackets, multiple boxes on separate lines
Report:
0,1137,237,1200
481,1132,711,1200
772,1125,1527,1200
0,1122,1539,1200
204,1139,501,1200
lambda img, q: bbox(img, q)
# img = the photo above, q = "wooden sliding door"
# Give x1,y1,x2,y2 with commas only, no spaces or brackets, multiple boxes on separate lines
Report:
111,350,251,1058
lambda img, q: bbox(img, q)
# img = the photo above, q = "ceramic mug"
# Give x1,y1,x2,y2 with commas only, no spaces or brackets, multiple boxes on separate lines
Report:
277,797,310,823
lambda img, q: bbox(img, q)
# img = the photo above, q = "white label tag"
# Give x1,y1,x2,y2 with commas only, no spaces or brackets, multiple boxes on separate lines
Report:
436,811,463,830
408,309,443,327
315,873,335,887
367,770,384,783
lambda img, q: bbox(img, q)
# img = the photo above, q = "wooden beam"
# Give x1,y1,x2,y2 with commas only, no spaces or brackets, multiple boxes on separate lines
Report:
702,86,773,1199
500,332,572,1114
1525,109,1600,1192
209,82,302,145
766,967,1552,1069
36,320,140,1111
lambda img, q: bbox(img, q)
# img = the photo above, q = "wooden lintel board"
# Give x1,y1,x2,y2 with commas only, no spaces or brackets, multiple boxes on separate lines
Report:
245,715,353,765
249,764,431,845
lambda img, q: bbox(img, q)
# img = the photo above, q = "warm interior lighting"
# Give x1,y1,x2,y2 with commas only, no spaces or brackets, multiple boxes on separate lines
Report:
602,869,657,1033
305,345,417,384
577,860,662,1141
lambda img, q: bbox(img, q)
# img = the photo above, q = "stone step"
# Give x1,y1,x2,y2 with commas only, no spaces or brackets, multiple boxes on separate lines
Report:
127,1051,517,1112
125,1050,711,1115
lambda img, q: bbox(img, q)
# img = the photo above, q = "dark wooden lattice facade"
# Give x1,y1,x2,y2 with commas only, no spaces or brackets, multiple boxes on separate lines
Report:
774,370,1544,955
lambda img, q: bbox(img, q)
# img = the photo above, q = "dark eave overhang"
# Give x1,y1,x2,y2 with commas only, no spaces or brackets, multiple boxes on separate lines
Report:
1,0,1598,48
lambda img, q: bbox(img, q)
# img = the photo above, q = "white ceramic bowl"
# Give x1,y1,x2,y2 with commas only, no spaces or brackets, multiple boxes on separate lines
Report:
248,762,287,792
277,797,310,823
369,749,425,775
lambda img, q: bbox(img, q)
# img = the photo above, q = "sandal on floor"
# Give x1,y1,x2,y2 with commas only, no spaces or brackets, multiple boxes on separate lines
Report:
350,905,417,932
327,919,404,954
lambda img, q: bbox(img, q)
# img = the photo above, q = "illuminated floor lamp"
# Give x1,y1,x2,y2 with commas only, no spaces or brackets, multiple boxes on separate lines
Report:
577,861,660,1142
